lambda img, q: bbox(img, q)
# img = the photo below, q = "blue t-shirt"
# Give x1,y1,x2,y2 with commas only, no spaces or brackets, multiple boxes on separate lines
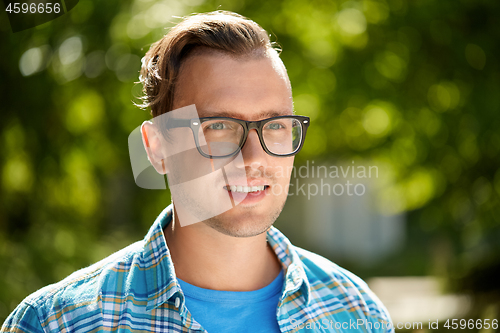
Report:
178,270,284,333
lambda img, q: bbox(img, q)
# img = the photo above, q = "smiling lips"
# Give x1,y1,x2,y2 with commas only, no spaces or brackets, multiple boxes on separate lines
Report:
224,185,268,193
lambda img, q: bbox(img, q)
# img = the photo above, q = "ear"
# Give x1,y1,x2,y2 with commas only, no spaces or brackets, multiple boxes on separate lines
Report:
141,121,168,174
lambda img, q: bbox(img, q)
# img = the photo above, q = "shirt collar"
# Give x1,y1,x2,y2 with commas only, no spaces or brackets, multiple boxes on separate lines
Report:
143,204,311,313
143,204,180,311
267,226,311,306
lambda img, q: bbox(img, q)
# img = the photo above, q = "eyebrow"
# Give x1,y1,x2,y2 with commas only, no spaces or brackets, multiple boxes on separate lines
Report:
199,109,292,119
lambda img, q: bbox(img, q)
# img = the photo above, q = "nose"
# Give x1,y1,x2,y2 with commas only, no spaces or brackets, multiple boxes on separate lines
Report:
236,129,268,169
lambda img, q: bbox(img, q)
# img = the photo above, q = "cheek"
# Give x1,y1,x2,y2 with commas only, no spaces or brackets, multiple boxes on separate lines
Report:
271,157,295,185
165,128,197,156
168,150,219,185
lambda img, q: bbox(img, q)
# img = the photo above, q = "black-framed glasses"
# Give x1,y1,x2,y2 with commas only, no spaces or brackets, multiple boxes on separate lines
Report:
164,115,310,158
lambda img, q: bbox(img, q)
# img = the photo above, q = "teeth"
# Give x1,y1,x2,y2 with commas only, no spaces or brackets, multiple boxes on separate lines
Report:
227,185,265,193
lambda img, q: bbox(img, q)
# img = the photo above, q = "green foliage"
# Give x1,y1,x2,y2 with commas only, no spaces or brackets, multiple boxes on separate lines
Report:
1,0,499,322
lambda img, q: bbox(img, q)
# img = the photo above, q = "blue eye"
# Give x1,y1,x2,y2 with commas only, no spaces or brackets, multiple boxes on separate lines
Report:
266,122,285,130
208,122,226,130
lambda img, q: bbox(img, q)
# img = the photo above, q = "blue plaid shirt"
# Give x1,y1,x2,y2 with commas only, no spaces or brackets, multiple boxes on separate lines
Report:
1,205,394,332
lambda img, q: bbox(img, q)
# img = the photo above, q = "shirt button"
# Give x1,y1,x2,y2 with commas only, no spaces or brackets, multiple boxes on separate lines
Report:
174,297,180,309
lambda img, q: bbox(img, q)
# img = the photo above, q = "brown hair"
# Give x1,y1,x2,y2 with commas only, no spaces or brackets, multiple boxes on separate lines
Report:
138,11,279,117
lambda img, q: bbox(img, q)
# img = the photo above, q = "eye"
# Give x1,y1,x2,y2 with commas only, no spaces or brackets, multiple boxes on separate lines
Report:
265,122,285,130
208,122,226,130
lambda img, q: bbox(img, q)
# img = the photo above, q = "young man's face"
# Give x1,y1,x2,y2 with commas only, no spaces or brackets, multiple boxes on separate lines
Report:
167,50,294,237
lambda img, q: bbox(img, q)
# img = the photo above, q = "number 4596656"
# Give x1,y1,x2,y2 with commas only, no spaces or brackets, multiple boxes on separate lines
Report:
444,319,498,330
6,2,61,14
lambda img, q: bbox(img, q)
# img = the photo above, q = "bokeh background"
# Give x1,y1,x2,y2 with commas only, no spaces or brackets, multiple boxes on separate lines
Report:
1,0,499,330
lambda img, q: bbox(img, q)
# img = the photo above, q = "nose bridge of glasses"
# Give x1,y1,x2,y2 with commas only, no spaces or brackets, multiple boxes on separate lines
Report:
243,121,263,144
241,121,267,154
246,120,261,131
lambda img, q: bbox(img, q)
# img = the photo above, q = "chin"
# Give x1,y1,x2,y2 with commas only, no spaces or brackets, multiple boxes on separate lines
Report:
207,222,271,238
204,200,285,238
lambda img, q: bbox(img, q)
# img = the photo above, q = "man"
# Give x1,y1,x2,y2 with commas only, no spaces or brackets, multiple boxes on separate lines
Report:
2,11,393,332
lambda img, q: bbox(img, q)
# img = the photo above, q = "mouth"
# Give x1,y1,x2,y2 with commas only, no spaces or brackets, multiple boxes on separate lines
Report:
222,183,271,206
223,185,270,193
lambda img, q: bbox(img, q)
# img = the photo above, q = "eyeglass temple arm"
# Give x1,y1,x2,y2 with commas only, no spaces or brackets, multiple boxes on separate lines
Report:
164,117,193,130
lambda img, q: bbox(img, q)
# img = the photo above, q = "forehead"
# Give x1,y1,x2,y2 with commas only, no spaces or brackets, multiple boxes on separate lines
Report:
172,51,293,120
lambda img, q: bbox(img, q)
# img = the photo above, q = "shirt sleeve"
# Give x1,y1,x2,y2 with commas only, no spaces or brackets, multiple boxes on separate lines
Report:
1,302,45,333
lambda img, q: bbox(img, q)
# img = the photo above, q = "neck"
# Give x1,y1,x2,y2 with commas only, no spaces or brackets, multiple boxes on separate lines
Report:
164,207,282,291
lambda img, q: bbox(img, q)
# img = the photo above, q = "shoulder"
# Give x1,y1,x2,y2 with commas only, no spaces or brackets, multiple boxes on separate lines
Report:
30,240,145,308
1,241,145,332
295,245,369,289
293,245,393,326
